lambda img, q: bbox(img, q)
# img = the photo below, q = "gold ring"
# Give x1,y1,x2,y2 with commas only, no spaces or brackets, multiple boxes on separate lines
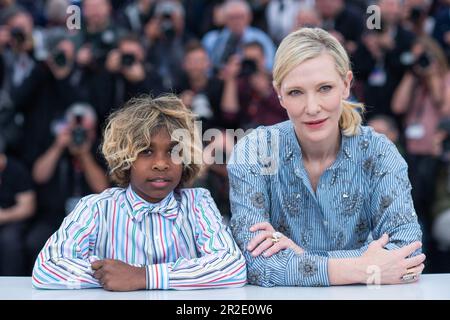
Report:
271,231,283,243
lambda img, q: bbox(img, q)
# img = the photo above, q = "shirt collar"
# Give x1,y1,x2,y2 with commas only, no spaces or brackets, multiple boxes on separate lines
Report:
125,185,179,222
285,120,353,168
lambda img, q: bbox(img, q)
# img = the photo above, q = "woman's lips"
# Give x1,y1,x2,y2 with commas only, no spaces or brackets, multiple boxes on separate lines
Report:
304,118,327,129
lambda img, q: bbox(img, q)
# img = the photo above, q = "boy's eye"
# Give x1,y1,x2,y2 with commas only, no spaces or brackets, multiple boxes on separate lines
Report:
319,85,332,93
141,149,153,156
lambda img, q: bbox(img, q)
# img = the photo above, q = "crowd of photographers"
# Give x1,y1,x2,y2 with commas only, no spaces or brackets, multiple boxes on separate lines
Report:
1,0,450,276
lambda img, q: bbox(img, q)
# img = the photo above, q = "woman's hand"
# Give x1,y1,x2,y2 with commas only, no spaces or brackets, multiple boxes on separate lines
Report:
247,222,304,258
359,234,426,284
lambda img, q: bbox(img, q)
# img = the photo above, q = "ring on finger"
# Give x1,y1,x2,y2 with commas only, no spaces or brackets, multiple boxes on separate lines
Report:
401,269,418,282
271,231,283,243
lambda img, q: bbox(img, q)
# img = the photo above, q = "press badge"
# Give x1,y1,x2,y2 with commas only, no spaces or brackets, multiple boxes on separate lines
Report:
368,66,386,86
405,123,425,140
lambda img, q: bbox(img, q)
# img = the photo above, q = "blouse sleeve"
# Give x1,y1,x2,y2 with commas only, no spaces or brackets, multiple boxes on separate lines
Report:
31,196,102,289
328,138,423,259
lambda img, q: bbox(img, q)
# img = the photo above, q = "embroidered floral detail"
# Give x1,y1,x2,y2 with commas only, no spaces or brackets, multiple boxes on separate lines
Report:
277,216,291,239
285,149,294,162
282,192,303,217
380,195,393,212
340,192,363,216
330,169,339,186
387,210,418,230
251,192,265,209
300,228,313,248
359,138,370,151
363,156,375,174
247,269,265,285
343,146,352,159
331,230,345,249
299,257,318,277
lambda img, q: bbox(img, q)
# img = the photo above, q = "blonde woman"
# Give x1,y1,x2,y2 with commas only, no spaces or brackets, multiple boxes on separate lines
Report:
228,28,424,286
32,95,246,291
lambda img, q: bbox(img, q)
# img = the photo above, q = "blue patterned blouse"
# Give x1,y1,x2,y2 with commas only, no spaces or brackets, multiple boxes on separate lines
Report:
228,120,422,287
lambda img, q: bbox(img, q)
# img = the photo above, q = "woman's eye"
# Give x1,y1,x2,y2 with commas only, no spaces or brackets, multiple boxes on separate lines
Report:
288,89,302,96
319,85,332,93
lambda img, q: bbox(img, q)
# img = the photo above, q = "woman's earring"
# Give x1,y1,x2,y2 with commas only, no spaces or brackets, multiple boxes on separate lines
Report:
278,95,282,100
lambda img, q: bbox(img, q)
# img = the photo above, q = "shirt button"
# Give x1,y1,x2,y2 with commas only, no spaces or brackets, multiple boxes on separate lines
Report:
323,220,328,226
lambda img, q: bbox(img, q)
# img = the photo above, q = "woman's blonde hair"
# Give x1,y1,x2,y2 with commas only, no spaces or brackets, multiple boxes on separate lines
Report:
273,27,364,136
101,94,203,187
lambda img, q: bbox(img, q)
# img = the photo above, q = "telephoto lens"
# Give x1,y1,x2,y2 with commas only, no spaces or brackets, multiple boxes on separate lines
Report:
121,53,136,67
71,115,87,146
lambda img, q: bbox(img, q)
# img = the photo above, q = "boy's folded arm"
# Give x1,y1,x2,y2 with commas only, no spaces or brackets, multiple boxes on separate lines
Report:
32,197,101,289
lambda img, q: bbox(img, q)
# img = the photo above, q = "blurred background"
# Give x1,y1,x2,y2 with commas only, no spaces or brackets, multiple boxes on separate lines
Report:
0,0,450,276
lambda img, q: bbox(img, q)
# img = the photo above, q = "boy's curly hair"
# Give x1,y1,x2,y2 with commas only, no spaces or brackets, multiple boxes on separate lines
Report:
101,94,203,187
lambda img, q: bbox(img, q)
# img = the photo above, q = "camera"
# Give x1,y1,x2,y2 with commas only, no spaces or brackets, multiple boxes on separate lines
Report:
10,27,26,45
410,6,424,24
71,114,87,146
240,58,258,77
416,52,431,69
160,12,176,39
91,29,117,62
52,49,67,67
121,53,136,67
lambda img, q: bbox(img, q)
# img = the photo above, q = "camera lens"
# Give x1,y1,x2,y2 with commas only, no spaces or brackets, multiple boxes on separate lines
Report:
240,59,258,77
10,27,26,44
416,53,431,68
160,13,175,39
121,53,135,67
71,115,86,146
53,49,67,67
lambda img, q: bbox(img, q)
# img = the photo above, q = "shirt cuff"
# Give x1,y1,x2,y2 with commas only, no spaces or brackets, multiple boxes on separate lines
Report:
287,254,330,287
145,264,170,289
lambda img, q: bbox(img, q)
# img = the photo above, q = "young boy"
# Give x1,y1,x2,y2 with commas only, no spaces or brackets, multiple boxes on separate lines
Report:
32,95,246,291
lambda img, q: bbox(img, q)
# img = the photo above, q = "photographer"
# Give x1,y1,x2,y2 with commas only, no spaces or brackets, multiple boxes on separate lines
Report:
143,0,193,90
220,41,287,129
202,0,275,75
175,40,224,131
402,0,434,36
74,0,122,69
104,34,163,117
0,8,36,102
352,0,416,120
0,138,36,276
72,0,127,130
27,103,109,270
315,0,364,55
392,36,450,265
119,0,156,35
9,36,82,167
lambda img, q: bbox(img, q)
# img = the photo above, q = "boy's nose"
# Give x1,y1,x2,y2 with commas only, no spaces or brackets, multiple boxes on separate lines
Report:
152,161,169,171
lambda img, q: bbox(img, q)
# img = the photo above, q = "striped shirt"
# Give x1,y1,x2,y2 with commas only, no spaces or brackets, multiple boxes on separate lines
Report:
228,121,422,287
32,186,247,290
